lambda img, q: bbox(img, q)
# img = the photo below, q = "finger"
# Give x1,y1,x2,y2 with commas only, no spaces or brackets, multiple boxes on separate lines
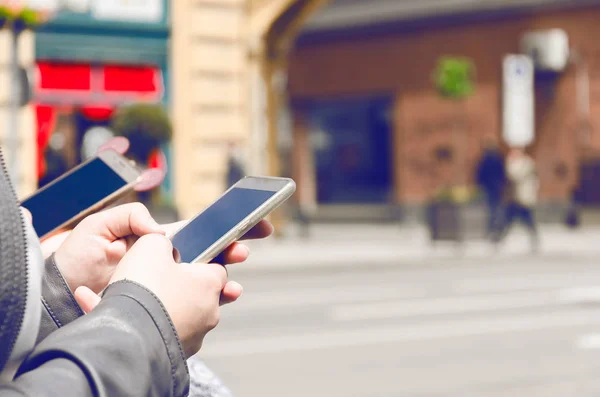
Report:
74,286,101,314
95,203,164,239
220,281,243,306
221,243,250,264
240,220,274,241
124,234,174,262
98,136,129,155
161,220,188,237
112,234,176,284
204,263,228,289
134,168,165,192
124,234,140,251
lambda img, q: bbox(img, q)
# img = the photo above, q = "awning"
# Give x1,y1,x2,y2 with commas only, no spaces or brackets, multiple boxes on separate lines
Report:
302,0,599,34
34,61,164,106
34,61,164,180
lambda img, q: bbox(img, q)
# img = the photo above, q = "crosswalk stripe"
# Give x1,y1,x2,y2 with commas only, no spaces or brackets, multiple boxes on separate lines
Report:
330,290,559,321
201,311,598,358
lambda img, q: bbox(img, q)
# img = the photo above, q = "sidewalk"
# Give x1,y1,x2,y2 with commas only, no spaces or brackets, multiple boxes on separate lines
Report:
239,223,600,273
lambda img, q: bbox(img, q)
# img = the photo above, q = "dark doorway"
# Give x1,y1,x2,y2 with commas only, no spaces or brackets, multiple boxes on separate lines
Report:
310,96,394,204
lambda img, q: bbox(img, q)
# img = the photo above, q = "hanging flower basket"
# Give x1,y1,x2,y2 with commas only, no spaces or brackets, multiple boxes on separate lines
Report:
112,103,173,165
0,6,13,29
0,5,51,33
16,7,50,31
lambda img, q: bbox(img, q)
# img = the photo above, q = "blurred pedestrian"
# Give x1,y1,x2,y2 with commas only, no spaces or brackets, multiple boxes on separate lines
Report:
564,185,581,229
39,147,68,188
226,142,246,188
494,148,539,253
476,138,507,237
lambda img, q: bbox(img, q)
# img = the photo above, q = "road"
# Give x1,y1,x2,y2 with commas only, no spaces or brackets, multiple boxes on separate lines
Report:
196,255,600,397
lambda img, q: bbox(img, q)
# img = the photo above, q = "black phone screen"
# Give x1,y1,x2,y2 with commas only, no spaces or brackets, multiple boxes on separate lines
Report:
21,158,128,237
171,187,276,263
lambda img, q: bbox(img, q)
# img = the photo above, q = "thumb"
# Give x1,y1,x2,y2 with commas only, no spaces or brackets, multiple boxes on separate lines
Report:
134,168,165,192
95,203,164,239
75,286,101,314
116,234,176,272
110,234,176,286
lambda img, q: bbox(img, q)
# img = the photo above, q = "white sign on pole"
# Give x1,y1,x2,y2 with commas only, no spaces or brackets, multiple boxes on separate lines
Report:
91,0,163,23
503,54,535,148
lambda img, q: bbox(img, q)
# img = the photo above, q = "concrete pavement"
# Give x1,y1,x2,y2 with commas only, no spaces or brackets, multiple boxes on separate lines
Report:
239,223,600,273
201,255,600,397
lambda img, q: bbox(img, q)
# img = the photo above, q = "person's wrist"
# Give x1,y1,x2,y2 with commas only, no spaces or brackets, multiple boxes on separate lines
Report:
52,248,79,293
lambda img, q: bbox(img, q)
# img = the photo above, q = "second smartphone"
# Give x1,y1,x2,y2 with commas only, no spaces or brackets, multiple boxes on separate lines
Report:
170,176,296,264
21,149,141,239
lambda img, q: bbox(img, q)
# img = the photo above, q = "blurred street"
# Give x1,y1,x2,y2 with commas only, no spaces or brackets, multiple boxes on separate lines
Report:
7,1,600,395
198,224,600,397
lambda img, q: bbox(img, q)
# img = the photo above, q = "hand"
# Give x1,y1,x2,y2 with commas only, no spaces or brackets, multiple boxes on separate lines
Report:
163,219,273,305
54,203,165,294
35,166,166,258
53,202,273,298
75,218,274,311
40,230,71,259
44,218,273,261
77,234,231,357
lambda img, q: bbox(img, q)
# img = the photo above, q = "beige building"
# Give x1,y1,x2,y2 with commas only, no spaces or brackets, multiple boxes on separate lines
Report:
0,30,37,198
171,0,327,220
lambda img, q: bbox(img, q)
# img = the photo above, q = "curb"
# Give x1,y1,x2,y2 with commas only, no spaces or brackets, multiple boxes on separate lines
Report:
233,248,600,275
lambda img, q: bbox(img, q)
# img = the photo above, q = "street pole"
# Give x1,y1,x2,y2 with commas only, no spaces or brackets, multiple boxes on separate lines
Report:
7,29,20,192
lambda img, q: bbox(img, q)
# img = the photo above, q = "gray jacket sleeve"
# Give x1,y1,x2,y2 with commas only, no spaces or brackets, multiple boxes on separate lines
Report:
4,280,190,397
36,254,85,344
37,255,231,397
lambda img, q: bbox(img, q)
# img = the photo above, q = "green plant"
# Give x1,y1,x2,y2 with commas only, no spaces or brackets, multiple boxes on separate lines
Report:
0,5,15,30
0,6,12,19
431,56,477,192
18,8,45,28
432,56,476,99
111,103,172,164
0,5,50,32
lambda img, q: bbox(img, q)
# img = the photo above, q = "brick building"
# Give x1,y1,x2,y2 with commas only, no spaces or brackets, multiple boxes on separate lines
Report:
287,0,600,219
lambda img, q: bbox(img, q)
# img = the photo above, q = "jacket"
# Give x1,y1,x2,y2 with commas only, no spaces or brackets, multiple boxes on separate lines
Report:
0,148,190,397
506,155,539,208
38,253,233,397
12,280,190,397
476,149,507,197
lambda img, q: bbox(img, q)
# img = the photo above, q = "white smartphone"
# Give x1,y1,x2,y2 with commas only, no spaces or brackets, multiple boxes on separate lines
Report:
21,149,142,239
170,176,296,263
